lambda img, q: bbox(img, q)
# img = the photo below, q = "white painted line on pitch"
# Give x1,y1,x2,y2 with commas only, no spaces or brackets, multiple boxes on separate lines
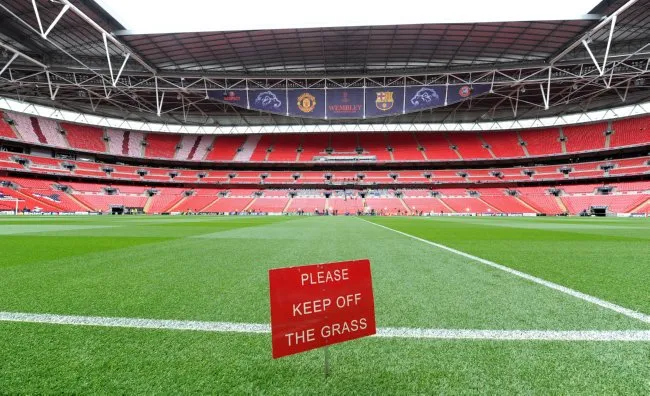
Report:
359,218,650,324
1,312,649,341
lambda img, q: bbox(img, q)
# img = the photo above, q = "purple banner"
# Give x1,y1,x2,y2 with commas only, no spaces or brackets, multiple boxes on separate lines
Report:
327,89,364,119
405,86,445,112
288,89,326,118
249,89,287,114
210,89,248,108
364,87,405,118
447,84,491,105
208,83,490,119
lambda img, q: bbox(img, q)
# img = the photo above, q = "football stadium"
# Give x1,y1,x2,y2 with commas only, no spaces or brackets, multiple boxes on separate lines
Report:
0,0,649,393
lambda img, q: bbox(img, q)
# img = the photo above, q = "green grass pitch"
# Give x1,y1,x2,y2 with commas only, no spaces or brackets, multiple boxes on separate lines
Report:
0,215,649,394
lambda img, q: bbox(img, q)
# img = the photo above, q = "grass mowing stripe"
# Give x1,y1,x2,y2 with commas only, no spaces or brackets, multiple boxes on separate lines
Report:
360,218,650,324
2,311,649,341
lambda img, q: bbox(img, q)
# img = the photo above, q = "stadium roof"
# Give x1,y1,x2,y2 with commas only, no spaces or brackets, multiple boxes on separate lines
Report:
0,0,648,127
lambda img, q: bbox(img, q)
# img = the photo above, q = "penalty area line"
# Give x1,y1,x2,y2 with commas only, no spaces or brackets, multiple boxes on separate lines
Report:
359,218,650,324
0,311,649,341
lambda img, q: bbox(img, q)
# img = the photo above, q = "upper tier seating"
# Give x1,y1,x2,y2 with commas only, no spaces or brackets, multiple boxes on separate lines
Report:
0,112,16,139
387,133,423,161
417,133,458,160
145,134,180,159
611,116,650,147
519,128,562,156
563,123,607,153
205,135,247,161
1,113,649,163
39,118,68,148
175,135,199,160
106,129,125,156
447,133,492,160
61,123,106,152
358,133,391,161
250,135,273,162
6,112,44,144
480,131,525,158
330,133,359,155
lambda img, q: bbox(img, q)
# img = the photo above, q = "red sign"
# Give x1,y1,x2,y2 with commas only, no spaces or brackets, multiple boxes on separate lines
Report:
269,259,376,359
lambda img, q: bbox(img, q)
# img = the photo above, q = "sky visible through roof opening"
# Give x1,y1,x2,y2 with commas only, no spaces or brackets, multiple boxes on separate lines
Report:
95,0,603,35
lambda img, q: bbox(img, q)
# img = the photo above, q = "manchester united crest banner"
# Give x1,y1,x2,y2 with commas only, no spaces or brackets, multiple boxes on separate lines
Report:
209,84,489,119
288,89,326,119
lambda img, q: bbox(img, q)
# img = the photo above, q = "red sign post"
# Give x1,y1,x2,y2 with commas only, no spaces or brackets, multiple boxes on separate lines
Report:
269,259,376,359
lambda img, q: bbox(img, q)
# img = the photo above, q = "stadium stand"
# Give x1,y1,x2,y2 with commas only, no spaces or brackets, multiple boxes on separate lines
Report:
519,128,562,156
387,133,423,161
61,123,106,152
611,116,650,147
205,135,246,161
447,133,492,159
480,131,526,158
299,134,330,161
563,123,608,153
0,112,16,139
144,134,180,159
417,133,459,160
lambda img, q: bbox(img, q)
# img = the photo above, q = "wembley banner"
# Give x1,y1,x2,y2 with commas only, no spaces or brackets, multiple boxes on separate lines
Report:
209,83,490,119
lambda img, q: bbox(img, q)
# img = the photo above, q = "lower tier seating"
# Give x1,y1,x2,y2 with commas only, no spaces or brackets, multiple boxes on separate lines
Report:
1,177,648,216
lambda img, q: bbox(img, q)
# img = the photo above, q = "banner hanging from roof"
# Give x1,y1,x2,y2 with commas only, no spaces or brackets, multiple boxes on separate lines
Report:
209,83,489,119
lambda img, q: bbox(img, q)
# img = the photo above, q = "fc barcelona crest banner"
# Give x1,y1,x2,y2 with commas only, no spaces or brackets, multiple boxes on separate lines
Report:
209,84,489,119
364,87,405,118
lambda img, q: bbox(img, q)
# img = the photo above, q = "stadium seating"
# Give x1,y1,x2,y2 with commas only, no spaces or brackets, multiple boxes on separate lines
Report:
1,173,648,215
0,112,16,139
364,197,406,215
519,128,562,156
440,197,496,213
6,112,45,144
330,133,359,155
175,135,199,160
191,135,215,161
61,123,106,152
563,123,607,153
203,197,254,213
358,133,391,161
402,197,450,213
1,114,649,163
387,133,423,161
561,194,647,214
447,133,492,160
298,134,329,161
480,195,536,213
39,118,68,148
480,131,525,158
248,197,290,212
611,116,650,147
128,131,146,157
205,135,247,161
76,194,148,212
328,196,365,213
286,197,326,213
144,134,180,159
415,133,458,160
106,129,125,155
250,135,273,161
